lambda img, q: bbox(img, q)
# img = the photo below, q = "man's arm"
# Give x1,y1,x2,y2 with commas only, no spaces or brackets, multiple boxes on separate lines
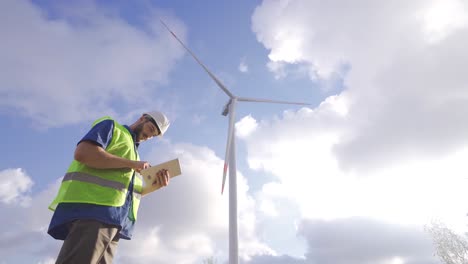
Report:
74,141,149,172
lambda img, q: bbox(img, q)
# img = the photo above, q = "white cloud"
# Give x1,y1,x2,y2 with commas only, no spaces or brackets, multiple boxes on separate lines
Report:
298,218,438,264
0,0,186,128
258,198,278,217
248,0,468,261
417,0,468,43
251,0,468,188
236,115,258,139
0,176,61,264
253,0,468,83
241,93,468,248
0,168,33,206
266,61,287,79
37,257,56,264
239,57,249,73
248,218,440,264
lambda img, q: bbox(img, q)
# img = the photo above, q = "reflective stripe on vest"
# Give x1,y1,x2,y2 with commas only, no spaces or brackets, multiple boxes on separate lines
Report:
63,172,126,192
63,171,143,195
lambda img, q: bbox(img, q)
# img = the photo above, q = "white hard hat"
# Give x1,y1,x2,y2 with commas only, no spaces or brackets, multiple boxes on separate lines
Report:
145,111,170,136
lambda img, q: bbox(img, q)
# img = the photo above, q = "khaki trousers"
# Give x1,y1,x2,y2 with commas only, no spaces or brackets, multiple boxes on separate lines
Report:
55,219,120,264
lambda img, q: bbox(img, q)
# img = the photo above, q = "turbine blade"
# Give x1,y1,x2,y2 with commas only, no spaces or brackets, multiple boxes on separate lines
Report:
160,20,234,98
237,96,311,106
222,113,235,195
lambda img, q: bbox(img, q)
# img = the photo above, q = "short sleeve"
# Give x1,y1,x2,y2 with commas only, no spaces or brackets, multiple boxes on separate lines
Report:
78,119,114,149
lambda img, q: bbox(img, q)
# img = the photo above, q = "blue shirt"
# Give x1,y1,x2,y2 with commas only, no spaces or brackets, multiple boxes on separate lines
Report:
48,120,137,240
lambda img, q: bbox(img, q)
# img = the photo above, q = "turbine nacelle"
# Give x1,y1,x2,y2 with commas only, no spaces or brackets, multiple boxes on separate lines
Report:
222,99,232,116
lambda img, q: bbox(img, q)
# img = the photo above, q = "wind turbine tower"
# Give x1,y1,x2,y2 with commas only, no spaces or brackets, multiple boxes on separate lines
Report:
161,20,310,264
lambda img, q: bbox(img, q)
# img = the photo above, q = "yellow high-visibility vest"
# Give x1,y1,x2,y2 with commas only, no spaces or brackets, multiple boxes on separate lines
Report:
49,116,143,220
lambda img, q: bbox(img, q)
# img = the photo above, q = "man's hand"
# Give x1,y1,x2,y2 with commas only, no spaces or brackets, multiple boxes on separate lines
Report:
141,169,170,196
132,161,150,173
153,169,170,187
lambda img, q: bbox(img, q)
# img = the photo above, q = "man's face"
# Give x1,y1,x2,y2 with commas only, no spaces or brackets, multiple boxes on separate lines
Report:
134,118,160,142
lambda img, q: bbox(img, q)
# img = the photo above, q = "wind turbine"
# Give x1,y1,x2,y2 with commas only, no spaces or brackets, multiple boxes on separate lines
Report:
160,20,310,264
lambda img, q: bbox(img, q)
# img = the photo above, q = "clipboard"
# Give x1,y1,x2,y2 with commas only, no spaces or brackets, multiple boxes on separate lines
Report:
139,158,182,194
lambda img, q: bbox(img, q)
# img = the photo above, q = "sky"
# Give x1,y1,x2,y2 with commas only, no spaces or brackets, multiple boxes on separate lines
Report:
1,0,468,263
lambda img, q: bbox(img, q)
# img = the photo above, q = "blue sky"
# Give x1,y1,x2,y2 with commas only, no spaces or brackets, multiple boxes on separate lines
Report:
2,0,468,263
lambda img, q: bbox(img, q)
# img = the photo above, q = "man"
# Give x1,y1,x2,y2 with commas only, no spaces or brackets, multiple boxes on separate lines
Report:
48,111,171,264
